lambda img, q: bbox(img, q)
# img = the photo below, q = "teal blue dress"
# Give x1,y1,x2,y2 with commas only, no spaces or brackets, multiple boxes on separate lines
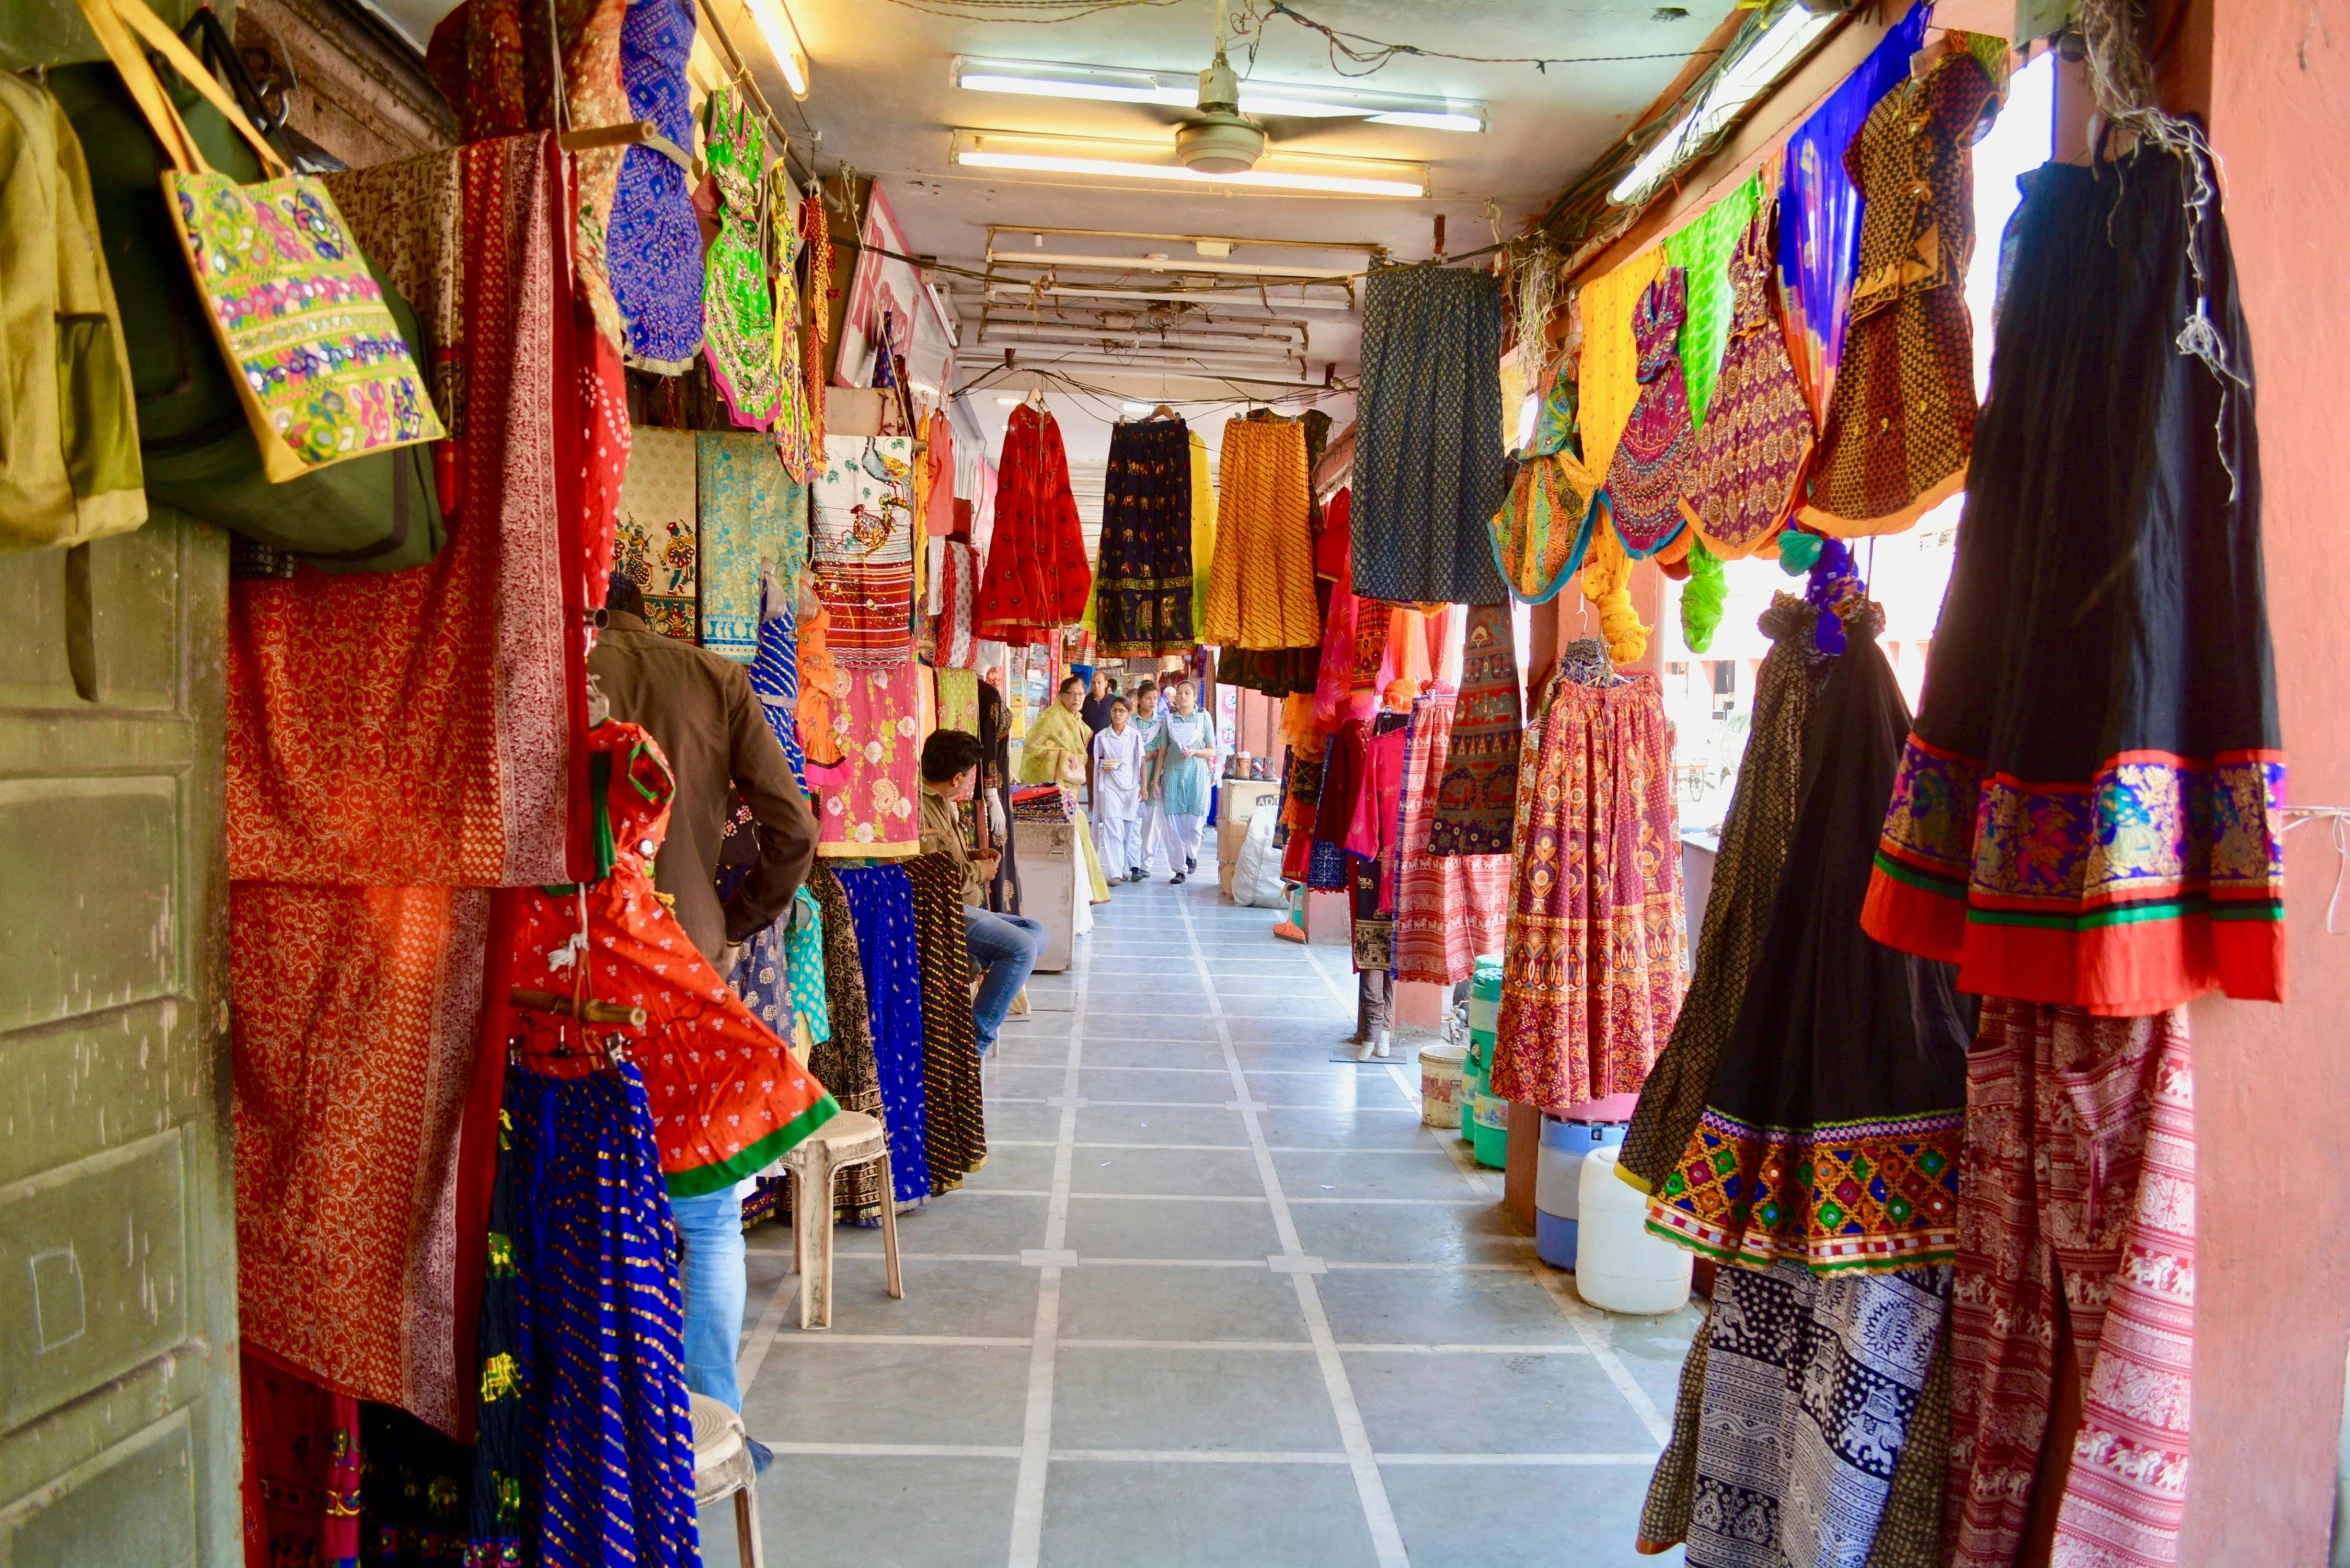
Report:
1152,709,1217,818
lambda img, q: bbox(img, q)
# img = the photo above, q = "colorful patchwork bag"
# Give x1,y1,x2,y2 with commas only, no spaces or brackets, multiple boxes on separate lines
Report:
70,0,443,483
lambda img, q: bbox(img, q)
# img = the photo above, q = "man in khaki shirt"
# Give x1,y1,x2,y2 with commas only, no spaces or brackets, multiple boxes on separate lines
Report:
920,728,1046,1056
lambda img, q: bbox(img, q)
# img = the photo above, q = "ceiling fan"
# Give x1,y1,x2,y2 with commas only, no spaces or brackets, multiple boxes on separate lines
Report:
951,0,1487,180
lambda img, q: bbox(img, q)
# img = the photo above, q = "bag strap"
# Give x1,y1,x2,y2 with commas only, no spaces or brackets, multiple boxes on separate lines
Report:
69,0,206,174
105,0,289,179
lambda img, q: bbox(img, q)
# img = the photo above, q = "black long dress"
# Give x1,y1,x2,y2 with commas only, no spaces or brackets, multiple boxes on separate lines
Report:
1864,141,2282,1016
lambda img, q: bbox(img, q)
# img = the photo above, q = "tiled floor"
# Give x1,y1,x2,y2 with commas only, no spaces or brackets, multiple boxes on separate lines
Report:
699,874,1699,1567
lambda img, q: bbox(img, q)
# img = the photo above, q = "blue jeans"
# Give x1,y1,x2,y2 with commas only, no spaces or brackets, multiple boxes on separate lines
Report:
669,1185,747,1410
963,905,1047,1053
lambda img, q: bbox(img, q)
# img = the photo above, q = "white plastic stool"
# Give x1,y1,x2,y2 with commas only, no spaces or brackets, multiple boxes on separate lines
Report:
689,1392,764,1567
780,1111,904,1329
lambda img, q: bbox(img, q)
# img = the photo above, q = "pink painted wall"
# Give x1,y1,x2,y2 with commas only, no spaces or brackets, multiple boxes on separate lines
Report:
2181,1,2350,1559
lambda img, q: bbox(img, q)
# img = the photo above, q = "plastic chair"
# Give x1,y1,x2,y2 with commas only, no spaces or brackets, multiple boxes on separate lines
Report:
690,1393,764,1567
782,1110,904,1329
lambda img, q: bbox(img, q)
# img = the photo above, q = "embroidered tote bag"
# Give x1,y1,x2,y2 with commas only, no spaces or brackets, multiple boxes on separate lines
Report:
71,0,443,482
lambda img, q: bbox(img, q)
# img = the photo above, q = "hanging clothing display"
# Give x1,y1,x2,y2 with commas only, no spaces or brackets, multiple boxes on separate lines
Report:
1945,1001,2196,1568
796,596,844,771
811,432,918,667
1350,265,1510,604
240,1353,362,1568
767,174,816,482
606,0,701,372
1202,416,1320,649
233,134,585,889
1777,6,1931,423
1489,664,1684,1114
906,853,989,1193
1680,1260,1954,1568
1602,265,1697,556
732,885,819,1057
1863,146,2283,1016
618,425,701,641
974,402,1090,644
802,867,888,1220
1617,596,1821,1196
698,89,781,430
937,538,978,668
507,721,838,1194
1391,692,1511,987
1573,247,1668,483
834,865,934,1210
1096,417,1196,656
1649,610,1973,1273
815,662,924,857
750,573,807,787
231,882,488,1430
1308,720,1363,892
1488,362,1603,604
1659,171,1763,431
1428,605,1523,857
1805,46,2003,535
697,431,801,662
936,666,981,737
798,192,830,456
472,1059,699,1568
1680,204,1814,558
1188,426,1217,640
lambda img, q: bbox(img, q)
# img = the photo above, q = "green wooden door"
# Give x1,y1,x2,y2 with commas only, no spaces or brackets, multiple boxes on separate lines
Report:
0,512,238,1567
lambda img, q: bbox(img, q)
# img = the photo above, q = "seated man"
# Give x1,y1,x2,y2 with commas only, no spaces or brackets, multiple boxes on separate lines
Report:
919,729,1048,1056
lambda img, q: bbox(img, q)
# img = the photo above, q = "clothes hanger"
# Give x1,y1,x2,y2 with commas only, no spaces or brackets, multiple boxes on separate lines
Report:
1150,403,1178,420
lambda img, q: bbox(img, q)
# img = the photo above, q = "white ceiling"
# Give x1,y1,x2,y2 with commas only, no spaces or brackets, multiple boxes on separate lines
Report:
363,0,1730,510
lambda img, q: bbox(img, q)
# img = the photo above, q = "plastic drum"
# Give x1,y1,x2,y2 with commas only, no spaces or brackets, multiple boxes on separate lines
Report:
1418,1043,1467,1130
1534,1118,1629,1269
1572,1145,1692,1314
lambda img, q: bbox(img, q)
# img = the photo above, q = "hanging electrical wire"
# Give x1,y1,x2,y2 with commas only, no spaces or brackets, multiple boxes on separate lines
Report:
877,0,1179,20
1232,0,1720,78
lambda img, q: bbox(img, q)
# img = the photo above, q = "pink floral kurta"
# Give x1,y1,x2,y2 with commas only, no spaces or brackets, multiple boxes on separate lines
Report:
815,660,923,857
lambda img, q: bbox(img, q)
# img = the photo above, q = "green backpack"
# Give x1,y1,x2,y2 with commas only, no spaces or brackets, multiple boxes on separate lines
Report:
49,61,444,573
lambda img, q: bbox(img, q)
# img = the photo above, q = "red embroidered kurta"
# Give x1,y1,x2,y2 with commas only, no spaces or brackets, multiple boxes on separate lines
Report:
973,403,1090,643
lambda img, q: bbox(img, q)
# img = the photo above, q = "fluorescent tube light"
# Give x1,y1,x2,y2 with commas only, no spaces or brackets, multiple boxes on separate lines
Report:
953,138,1425,199
951,57,1485,133
1609,3,1833,203
741,0,810,98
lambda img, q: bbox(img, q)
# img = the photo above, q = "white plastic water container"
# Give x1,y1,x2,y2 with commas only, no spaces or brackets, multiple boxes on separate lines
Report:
1572,1145,1692,1315
1534,1118,1628,1269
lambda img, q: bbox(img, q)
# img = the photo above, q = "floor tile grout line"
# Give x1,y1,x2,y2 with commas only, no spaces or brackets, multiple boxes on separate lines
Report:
1006,930,1090,1568
1176,885,1411,1568
1295,939,1358,1015
1526,1260,1673,1446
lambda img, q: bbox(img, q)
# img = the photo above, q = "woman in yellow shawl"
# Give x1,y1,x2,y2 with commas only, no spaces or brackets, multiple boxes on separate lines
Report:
1020,676,1113,903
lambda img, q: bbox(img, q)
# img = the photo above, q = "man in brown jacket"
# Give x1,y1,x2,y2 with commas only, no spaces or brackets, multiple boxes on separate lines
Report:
588,575,818,970
587,575,818,1450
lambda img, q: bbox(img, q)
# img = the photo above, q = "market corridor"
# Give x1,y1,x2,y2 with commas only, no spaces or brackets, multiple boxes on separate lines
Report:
699,876,1701,1567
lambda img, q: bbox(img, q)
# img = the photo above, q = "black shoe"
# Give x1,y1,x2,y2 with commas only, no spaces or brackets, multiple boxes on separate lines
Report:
1130,867,1144,883
747,1436,775,1476
1186,855,1197,872
1171,872,1187,885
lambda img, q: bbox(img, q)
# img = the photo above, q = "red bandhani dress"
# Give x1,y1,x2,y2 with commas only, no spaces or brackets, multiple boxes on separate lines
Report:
973,403,1090,644
511,719,838,1196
